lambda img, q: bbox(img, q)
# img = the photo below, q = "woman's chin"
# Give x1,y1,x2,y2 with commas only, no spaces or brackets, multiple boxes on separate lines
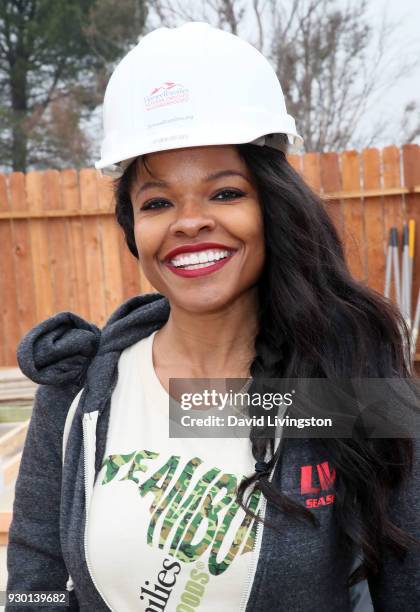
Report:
169,289,234,314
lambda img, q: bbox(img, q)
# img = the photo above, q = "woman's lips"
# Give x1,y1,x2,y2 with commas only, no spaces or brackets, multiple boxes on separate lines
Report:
163,253,235,277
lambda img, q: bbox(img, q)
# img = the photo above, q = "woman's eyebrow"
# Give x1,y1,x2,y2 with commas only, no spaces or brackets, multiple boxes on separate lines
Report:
135,169,250,197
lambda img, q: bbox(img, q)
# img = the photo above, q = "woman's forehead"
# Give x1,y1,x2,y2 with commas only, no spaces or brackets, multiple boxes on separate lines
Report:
134,144,251,184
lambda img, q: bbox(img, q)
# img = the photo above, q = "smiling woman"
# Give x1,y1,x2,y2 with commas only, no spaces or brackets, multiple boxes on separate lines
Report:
124,146,265,317
6,19,420,612
111,136,420,610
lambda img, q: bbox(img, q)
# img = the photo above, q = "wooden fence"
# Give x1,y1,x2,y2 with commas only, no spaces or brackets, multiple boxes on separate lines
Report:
0,144,419,367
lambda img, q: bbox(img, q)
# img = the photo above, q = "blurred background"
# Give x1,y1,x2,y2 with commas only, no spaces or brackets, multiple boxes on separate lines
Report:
0,0,419,602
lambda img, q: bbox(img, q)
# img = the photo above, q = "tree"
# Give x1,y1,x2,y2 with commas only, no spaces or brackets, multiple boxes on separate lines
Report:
147,0,419,152
0,0,148,171
266,0,418,151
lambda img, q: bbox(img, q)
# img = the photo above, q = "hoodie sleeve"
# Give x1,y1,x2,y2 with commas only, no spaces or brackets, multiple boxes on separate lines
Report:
6,384,81,611
5,311,101,611
367,437,420,610
15,311,101,387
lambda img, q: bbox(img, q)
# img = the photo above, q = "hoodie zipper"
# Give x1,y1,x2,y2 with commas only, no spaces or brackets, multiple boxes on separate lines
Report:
238,434,283,612
238,494,267,611
82,410,116,612
64,390,83,594
66,576,74,591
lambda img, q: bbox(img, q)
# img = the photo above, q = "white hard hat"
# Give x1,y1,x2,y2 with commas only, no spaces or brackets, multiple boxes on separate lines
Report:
95,21,303,178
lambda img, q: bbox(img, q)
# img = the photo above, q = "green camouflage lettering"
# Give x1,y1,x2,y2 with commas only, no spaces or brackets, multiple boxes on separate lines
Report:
207,486,261,575
151,457,203,549
101,450,262,575
101,451,138,485
137,455,181,544
168,466,221,558
175,472,238,564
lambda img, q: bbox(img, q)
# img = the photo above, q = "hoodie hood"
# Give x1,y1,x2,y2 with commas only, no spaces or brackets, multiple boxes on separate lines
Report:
16,292,170,388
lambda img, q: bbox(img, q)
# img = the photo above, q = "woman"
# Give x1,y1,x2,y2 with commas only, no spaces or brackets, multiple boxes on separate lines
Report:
6,21,420,612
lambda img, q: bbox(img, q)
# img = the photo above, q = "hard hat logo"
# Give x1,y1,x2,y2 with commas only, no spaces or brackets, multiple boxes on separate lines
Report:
145,82,190,112
149,82,184,95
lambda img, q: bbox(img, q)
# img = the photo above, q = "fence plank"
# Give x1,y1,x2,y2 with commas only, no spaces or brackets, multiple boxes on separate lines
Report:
9,173,37,347
362,149,385,293
402,144,420,356
117,224,143,297
341,150,366,281
0,175,20,365
1,179,20,364
302,152,321,193
43,170,72,314
26,171,55,321
382,146,404,305
79,169,107,325
287,154,302,174
61,169,90,318
0,174,21,365
320,152,344,241
97,174,125,314
0,175,7,363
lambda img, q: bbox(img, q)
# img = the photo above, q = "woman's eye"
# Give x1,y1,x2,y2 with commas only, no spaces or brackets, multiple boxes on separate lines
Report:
140,199,171,211
213,189,245,201
140,189,244,211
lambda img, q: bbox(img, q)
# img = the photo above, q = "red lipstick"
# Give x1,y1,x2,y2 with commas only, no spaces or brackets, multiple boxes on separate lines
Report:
163,242,236,262
162,242,237,278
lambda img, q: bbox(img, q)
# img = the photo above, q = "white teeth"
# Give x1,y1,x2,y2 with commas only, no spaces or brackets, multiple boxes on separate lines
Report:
180,261,217,270
169,249,232,268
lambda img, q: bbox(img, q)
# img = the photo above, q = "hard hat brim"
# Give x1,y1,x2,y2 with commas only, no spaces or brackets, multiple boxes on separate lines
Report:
96,119,304,178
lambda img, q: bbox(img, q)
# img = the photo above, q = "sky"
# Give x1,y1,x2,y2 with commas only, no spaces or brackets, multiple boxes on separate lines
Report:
241,0,420,148
360,0,420,145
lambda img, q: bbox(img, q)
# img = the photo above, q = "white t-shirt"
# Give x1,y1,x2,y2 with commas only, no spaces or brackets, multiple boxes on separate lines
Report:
87,330,264,612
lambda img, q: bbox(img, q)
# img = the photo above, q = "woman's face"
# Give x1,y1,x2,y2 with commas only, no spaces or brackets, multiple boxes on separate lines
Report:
129,145,265,313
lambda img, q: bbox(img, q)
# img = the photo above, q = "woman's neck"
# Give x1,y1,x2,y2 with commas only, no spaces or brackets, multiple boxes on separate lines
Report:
153,289,259,379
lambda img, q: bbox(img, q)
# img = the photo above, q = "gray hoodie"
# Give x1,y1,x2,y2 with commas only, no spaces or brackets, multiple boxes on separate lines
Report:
6,292,420,611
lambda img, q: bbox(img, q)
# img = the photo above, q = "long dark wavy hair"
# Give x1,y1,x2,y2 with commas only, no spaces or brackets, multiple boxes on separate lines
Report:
113,138,418,586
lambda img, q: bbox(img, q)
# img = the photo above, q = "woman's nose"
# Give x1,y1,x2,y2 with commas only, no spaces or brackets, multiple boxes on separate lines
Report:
169,200,217,236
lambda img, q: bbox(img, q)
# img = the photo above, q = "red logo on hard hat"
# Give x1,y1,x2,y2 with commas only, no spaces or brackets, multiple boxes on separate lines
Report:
144,81,190,111
149,82,184,96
